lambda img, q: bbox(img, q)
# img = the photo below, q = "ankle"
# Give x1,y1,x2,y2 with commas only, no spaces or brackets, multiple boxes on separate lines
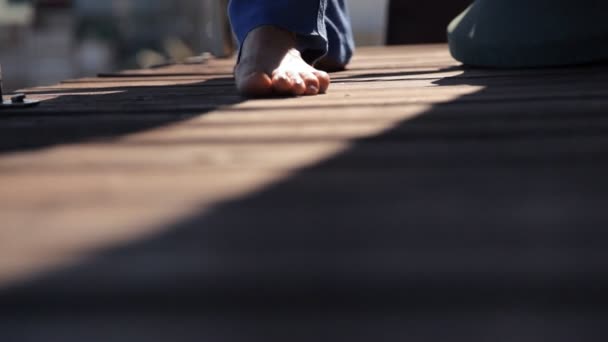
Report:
242,26,298,53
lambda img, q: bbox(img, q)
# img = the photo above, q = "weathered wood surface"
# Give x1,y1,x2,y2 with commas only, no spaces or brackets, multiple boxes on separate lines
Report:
2,44,608,341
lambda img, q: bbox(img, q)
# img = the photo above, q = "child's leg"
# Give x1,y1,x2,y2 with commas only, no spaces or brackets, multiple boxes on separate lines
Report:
228,0,354,96
448,0,608,67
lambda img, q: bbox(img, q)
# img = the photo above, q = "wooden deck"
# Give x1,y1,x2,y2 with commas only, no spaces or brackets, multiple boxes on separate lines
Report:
2,44,608,340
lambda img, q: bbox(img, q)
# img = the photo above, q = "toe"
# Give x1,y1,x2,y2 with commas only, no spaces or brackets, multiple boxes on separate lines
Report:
286,71,307,95
300,71,320,95
236,70,273,97
272,71,294,94
312,70,331,94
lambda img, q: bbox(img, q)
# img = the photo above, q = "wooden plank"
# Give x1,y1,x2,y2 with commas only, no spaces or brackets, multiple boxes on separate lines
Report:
2,44,608,340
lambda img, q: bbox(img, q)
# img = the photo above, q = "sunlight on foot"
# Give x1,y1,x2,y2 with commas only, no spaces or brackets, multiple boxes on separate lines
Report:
234,26,331,97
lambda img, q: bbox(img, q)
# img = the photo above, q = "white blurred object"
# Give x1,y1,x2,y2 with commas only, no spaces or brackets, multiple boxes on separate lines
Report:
135,49,167,69
347,0,389,46
0,0,34,26
164,37,195,63
198,0,234,57
75,38,115,75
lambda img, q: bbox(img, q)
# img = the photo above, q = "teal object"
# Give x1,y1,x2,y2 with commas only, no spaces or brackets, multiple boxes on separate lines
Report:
448,0,608,67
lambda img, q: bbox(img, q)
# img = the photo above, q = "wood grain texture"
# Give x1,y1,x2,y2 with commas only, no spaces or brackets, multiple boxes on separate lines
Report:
2,44,608,341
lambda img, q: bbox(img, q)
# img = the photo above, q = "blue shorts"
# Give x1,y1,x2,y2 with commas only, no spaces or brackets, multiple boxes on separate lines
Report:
228,0,355,65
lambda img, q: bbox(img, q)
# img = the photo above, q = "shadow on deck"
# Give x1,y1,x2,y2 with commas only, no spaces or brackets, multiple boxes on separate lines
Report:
2,55,608,341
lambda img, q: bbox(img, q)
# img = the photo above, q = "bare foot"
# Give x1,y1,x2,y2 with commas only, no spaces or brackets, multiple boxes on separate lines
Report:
235,26,332,97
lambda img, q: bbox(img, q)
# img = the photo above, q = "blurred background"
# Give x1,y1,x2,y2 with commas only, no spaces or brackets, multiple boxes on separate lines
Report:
0,0,471,91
